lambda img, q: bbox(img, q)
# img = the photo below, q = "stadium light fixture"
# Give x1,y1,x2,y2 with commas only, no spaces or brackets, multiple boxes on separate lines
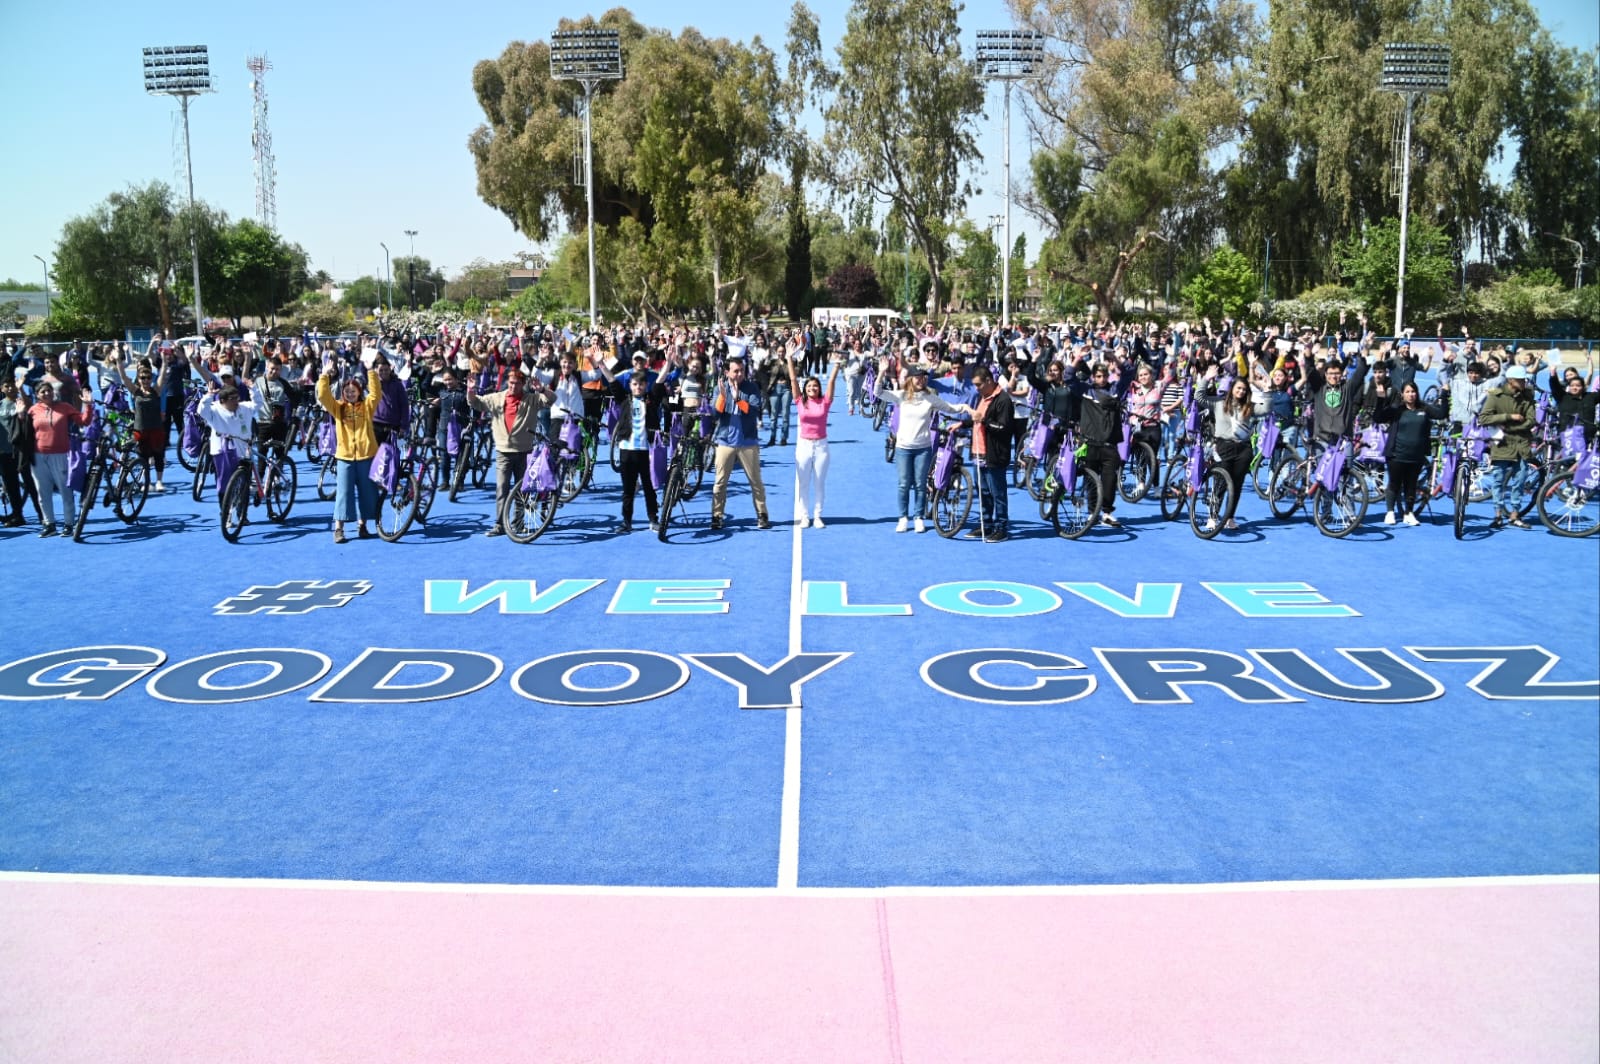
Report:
977,30,1045,327
551,28,624,331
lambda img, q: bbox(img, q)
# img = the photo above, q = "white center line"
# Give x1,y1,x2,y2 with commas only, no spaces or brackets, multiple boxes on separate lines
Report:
777,505,805,890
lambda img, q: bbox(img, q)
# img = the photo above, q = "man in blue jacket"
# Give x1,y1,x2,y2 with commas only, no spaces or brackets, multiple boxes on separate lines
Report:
710,358,771,530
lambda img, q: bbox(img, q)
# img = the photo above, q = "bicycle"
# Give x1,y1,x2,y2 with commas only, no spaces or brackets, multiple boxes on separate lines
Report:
219,439,297,543
1039,424,1102,539
1266,436,1369,537
1118,424,1160,504
655,413,696,542
922,420,973,537
369,436,423,542
71,417,147,541
1536,431,1600,537
507,426,588,544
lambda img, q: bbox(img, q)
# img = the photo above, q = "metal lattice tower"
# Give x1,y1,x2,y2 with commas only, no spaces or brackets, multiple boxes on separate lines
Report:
247,54,277,231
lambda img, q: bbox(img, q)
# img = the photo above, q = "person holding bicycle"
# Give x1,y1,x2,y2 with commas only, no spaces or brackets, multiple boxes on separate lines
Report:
105,348,171,493
1071,359,1131,528
467,359,553,538
878,360,969,533
710,357,771,531
369,354,410,446
613,371,666,533
1374,381,1448,526
1477,365,1538,530
1206,375,1257,533
315,365,381,543
969,365,1016,541
1302,348,1367,446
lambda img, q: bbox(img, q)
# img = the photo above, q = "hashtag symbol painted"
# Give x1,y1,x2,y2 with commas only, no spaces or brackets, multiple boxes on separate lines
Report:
214,580,374,615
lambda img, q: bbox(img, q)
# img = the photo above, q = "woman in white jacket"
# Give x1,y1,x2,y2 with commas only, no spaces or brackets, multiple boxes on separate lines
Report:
876,359,969,533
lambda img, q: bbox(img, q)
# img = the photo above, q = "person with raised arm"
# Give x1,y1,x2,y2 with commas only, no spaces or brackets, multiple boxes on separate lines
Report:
787,339,843,529
877,358,969,533
466,356,553,539
315,362,380,544
709,357,771,531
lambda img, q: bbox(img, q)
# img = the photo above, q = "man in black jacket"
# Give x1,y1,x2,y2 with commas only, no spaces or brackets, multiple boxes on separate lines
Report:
968,365,1015,541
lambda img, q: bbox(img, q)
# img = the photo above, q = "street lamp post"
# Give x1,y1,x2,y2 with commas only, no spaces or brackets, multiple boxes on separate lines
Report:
1380,43,1450,335
1548,232,1587,291
550,28,624,332
143,45,213,334
404,229,418,310
32,254,51,325
380,242,390,313
977,30,1044,328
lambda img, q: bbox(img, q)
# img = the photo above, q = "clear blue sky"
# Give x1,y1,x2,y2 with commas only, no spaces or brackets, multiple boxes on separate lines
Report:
3,0,1595,291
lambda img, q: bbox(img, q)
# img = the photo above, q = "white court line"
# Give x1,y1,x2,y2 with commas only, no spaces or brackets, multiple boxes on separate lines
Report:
0,870,1592,897
776,506,805,891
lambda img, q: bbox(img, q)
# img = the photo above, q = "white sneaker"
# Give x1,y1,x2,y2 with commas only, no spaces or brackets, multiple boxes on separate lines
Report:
914,517,927,533
1224,519,1239,531
1402,512,1420,526
153,480,165,493
1101,513,1120,527
1203,518,1217,532
798,515,811,528
895,517,909,533
1383,511,1396,525
812,515,825,529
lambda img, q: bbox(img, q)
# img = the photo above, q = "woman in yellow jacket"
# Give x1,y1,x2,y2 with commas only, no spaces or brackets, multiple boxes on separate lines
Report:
316,365,381,543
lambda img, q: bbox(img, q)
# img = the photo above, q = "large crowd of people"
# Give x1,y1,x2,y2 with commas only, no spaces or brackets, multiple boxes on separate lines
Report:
1,312,1596,542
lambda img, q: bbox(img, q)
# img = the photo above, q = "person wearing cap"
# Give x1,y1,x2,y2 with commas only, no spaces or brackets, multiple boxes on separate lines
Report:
1477,364,1538,529
877,358,969,533
24,379,94,537
710,358,771,530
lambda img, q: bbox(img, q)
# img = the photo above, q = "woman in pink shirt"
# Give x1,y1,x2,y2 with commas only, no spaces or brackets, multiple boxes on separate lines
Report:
787,341,843,528
27,380,93,537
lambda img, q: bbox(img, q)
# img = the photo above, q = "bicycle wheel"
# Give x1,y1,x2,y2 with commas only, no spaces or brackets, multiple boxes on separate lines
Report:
576,440,596,494
316,455,338,502
1313,468,1368,538
609,434,622,473
72,466,101,542
1254,446,1290,499
558,455,584,504
470,433,492,488
1537,470,1600,537
190,451,211,502
884,434,896,464
871,402,887,432
1358,463,1385,504
683,440,706,499
1267,459,1306,519
1119,442,1157,504
414,457,438,520
933,467,973,538
1466,459,1491,503
1053,470,1102,540
378,472,419,541
505,486,541,544
1159,461,1190,521
1512,459,1544,520
306,420,325,464
449,445,469,501
1452,458,1470,538
1190,467,1232,540
219,466,251,543
657,465,683,542
114,458,150,522
266,452,297,522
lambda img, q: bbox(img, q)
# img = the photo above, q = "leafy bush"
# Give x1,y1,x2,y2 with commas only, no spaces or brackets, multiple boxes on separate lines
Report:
1182,246,1259,320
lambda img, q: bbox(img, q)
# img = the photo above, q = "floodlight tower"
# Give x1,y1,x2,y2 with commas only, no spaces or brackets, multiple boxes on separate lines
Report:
977,30,1045,328
247,54,277,231
1380,42,1450,335
550,28,623,331
144,44,213,332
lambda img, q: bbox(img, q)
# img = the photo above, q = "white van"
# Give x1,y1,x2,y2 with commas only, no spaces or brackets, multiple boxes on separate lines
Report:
810,307,908,333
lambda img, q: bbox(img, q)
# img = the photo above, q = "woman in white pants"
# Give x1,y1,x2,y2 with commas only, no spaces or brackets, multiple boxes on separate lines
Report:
788,345,842,528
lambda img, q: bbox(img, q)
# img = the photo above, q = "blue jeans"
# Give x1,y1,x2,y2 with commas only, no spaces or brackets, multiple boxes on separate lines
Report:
766,383,791,444
895,445,932,519
1487,458,1528,516
335,456,379,524
978,463,1009,530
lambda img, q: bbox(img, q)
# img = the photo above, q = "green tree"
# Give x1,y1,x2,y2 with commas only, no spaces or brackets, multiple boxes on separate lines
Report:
1182,246,1259,319
445,259,511,303
53,181,192,334
1017,0,1255,322
469,13,783,321
784,155,813,318
1472,270,1578,336
1336,217,1455,329
822,0,983,316
949,220,1000,312
1505,35,1600,271
340,275,385,312
210,219,309,329
390,256,447,311
0,279,44,291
